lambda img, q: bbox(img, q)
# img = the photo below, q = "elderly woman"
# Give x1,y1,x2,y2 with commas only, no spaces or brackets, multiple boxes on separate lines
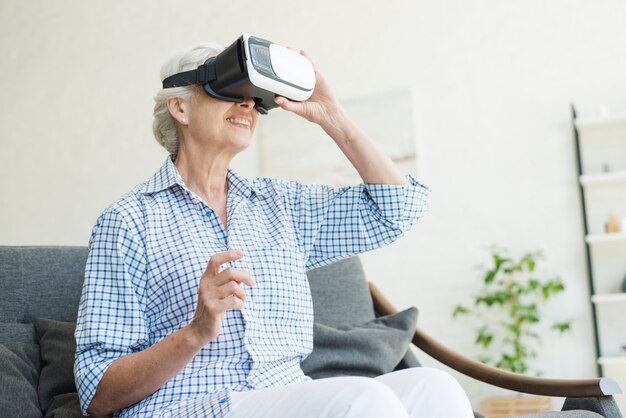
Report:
74,42,473,418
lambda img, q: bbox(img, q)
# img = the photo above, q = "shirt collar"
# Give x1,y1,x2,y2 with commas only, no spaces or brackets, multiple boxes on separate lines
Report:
227,167,258,199
142,155,262,199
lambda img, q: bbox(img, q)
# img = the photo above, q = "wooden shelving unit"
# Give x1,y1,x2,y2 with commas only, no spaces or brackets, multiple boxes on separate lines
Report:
572,105,626,412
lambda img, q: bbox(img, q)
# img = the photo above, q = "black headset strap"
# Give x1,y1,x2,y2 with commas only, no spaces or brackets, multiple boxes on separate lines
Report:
162,59,217,89
161,56,248,107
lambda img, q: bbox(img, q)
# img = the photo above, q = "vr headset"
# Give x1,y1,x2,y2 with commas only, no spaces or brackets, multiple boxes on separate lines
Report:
162,34,316,114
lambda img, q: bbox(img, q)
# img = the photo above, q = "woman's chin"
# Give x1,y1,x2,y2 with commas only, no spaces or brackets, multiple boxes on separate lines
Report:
229,137,252,154
232,132,254,148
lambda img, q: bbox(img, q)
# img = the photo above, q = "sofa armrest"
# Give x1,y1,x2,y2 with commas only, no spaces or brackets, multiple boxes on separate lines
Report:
368,282,622,398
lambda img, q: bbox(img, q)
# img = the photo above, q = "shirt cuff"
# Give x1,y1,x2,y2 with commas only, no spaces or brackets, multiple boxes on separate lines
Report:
75,355,118,415
364,174,431,224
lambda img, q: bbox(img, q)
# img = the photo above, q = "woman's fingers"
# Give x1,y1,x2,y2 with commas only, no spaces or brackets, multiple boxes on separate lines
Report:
216,280,247,301
275,96,319,122
219,296,244,311
204,250,244,277
299,49,318,73
274,50,343,129
198,279,247,314
274,96,300,113
192,250,251,343
198,259,255,313
213,267,256,287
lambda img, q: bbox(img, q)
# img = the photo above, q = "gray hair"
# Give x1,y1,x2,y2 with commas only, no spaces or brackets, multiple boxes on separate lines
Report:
152,43,224,155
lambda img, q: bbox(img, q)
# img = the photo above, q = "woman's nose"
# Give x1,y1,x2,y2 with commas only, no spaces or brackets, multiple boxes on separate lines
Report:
239,97,255,108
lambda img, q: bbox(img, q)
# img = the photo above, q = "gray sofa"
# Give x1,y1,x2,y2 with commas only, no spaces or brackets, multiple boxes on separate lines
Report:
0,246,622,417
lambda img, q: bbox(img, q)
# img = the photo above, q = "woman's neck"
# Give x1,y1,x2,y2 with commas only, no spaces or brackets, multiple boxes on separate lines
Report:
174,146,232,208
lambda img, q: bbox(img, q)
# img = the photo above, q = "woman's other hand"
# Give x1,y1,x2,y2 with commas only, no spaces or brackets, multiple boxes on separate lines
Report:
189,250,255,346
86,250,254,416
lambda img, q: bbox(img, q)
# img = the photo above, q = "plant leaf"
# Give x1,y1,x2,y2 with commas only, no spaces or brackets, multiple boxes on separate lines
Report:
552,321,572,333
452,305,470,318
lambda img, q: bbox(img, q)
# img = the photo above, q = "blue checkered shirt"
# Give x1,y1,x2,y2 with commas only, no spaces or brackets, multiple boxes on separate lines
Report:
74,156,430,417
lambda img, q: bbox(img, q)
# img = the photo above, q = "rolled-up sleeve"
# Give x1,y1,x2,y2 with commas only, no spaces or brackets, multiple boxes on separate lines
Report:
292,174,430,270
74,208,149,414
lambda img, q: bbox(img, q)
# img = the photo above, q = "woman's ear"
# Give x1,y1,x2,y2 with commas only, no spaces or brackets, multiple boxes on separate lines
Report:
166,97,189,125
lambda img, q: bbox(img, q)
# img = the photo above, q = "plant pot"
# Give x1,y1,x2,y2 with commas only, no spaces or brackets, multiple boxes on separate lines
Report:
480,395,551,418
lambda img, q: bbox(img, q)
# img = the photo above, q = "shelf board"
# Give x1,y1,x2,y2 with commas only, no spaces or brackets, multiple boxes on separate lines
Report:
585,233,626,244
599,356,626,365
591,293,626,304
575,114,626,131
580,171,626,187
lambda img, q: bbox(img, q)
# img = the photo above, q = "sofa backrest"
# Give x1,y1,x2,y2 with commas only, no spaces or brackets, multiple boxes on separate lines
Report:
0,246,88,325
0,246,372,327
0,246,418,368
0,246,88,344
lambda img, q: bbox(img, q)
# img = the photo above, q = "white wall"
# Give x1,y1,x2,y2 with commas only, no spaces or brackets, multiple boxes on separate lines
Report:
2,0,626,409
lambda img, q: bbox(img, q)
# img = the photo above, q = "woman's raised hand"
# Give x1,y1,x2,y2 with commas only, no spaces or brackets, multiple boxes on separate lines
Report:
189,250,255,346
273,50,347,132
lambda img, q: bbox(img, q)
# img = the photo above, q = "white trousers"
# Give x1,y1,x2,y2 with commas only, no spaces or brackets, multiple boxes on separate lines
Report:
227,367,474,418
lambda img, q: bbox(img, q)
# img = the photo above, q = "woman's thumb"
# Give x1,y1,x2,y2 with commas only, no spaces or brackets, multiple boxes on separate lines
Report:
274,96,301,114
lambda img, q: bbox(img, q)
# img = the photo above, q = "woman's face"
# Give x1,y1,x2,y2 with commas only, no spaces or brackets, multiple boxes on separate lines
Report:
185,90,259,154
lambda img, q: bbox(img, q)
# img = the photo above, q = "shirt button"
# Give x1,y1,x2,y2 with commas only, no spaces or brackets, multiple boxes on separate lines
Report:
247,337,253,344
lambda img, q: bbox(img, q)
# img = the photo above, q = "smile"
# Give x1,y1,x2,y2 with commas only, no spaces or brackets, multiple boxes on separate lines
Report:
226,117,251,128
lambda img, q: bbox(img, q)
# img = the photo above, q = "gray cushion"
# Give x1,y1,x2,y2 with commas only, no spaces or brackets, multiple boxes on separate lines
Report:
307,257,376,326
307,257,421,369
44,393,84,418
0,342,42,418
301,307,418,379
35,318,77,414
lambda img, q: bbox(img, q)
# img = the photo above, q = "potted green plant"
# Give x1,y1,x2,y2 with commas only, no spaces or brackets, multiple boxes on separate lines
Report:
452,248,571,417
